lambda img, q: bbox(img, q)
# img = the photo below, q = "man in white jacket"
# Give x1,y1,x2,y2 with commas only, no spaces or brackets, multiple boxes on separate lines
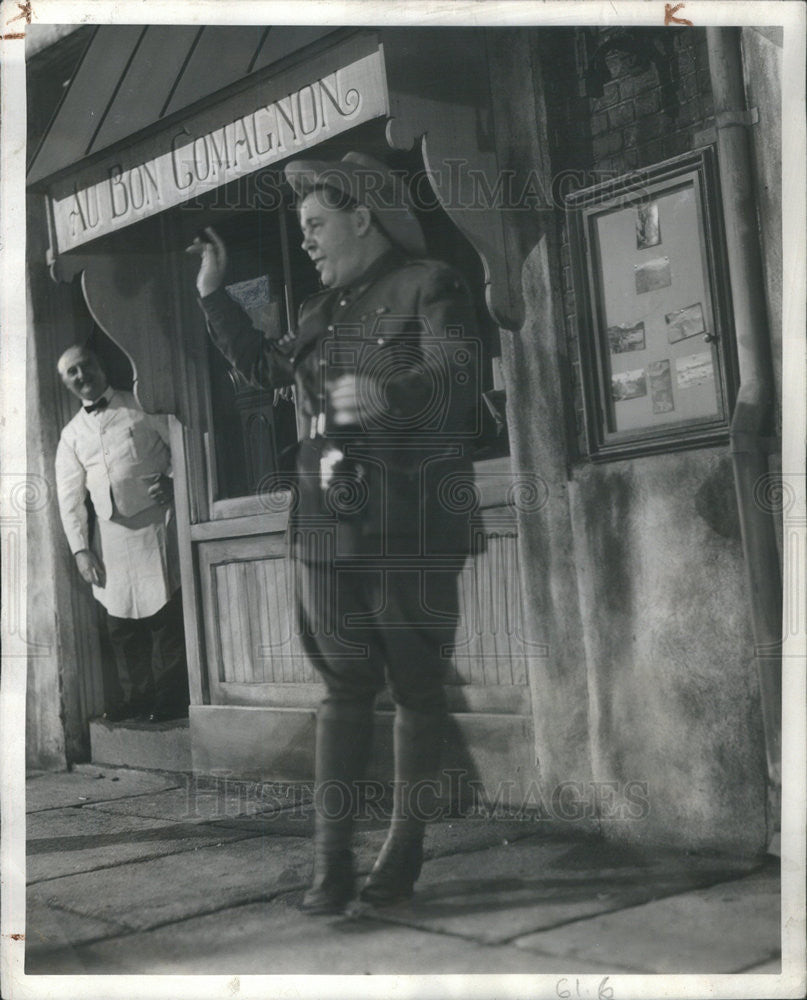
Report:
55,345,188,723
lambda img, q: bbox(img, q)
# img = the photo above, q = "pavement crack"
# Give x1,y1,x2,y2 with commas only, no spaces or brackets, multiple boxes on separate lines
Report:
27,887,309,951
26,828,265,886
26,782,185,814
485,866,771,946
351,908,506,946
26,897,131,937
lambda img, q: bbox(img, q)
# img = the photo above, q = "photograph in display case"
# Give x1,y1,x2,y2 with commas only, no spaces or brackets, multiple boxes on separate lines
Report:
636,201,661,250
665,301,707,344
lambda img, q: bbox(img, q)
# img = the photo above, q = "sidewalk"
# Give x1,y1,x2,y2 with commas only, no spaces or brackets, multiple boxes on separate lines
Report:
24,764,781,977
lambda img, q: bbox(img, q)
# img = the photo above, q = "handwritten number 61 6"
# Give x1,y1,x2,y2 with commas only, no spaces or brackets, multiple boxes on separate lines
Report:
556,977,613,1000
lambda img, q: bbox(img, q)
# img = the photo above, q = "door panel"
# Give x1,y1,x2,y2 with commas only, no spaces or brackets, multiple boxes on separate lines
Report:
198,533,316,701
450,532,530,687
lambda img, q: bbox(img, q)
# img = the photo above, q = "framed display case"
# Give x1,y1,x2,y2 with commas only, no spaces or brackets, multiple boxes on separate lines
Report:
566,148,738,460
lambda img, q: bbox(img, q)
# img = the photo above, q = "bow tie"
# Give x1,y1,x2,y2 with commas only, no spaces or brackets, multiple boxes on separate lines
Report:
84,397,109,414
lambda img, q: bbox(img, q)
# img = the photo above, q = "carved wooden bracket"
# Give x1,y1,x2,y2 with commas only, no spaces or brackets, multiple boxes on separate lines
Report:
51,237,180,416
382,28,547,332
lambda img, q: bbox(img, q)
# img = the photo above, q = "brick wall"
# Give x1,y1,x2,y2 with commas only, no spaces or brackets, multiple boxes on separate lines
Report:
546,28,716,458
589,31,714,174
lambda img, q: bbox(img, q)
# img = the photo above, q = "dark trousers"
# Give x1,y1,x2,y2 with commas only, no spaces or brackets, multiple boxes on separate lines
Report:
106,589,189,713
295,560,462,714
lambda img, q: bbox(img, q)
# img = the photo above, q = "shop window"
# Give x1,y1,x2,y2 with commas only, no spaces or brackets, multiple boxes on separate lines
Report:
204,198,314,505
566,148,737,460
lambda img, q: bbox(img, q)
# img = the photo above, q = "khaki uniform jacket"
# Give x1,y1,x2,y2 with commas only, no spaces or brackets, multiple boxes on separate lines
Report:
201,250,482,562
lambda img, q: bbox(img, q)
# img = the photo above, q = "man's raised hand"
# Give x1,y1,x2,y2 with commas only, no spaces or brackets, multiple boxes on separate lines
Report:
186,226,228,297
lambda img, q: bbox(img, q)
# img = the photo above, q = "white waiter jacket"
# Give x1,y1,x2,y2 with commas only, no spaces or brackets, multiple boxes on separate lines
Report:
55,388,180,618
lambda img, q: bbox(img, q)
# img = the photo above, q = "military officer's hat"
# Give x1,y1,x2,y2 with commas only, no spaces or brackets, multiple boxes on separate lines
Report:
285,151,427,257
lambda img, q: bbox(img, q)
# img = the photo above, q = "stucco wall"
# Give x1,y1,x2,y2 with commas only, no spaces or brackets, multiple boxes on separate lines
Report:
740,27,783,428
561,30,768,853
569,450,768,852
486,31,594,795
501,236,594,792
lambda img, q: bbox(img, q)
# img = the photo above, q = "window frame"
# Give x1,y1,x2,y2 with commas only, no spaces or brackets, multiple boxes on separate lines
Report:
202,197,306,521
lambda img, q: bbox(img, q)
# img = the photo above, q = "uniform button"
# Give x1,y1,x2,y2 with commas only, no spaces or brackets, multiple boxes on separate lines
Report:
327,325,334,332
377,338,385,345
338,299,347,307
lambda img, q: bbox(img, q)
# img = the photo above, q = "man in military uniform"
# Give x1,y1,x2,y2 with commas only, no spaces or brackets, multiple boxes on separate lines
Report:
191,152,480,914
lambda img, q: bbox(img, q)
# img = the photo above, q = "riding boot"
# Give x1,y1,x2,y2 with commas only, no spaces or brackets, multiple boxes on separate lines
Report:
301,699,374,914
360,704,444,905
